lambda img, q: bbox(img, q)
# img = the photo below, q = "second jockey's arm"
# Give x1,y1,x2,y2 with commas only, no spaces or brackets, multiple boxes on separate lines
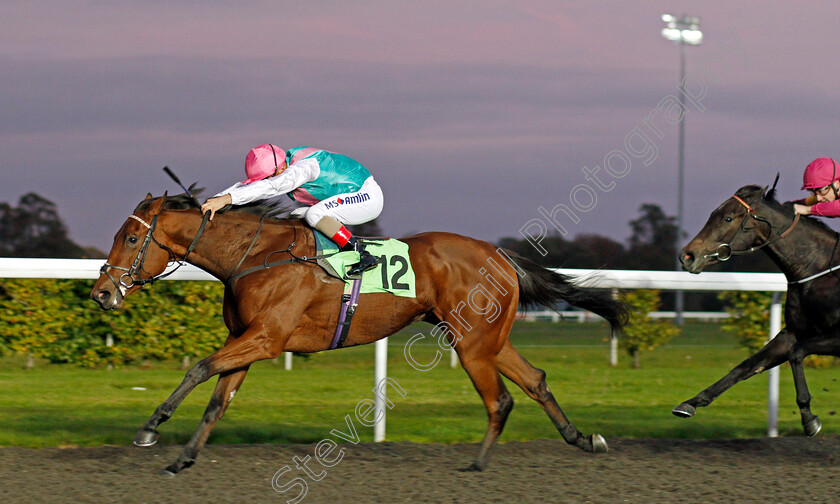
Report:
810,198,840,218
793,195,820,216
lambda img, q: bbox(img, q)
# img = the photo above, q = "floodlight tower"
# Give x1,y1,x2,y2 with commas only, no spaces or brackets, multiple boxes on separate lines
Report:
661,14,702,324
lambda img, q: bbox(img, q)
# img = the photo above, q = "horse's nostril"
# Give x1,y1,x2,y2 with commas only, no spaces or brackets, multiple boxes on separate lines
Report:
682,252,694,265
97,290,111,302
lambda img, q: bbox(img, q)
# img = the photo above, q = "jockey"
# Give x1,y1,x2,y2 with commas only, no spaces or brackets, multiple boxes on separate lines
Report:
794,157,840,217
202,144,384,277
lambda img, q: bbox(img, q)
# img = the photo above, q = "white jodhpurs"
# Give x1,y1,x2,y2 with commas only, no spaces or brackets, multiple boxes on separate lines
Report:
302,177,384,227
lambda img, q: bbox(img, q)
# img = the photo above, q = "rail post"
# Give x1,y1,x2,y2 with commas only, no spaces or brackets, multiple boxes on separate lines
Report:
374,337,388,442
767,292,783,437
610,288,619,367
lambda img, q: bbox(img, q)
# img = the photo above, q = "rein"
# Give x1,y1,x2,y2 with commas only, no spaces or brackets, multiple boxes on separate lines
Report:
100,211,210,297
704,194,800,262
226,221,339,284
101,209,341,293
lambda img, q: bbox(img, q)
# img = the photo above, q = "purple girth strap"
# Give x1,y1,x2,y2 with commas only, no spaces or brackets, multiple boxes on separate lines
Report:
330,275,363,349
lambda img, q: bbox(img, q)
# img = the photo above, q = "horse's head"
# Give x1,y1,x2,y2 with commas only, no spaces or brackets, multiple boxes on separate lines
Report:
679,185,773,273
90,193,175,310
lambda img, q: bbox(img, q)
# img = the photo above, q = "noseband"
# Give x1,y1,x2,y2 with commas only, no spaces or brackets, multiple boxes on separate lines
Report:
704,194,800,261
99,211,210,297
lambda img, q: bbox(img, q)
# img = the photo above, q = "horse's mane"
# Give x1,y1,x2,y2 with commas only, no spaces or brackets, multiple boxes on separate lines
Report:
134,185,293,220
735,184,838,236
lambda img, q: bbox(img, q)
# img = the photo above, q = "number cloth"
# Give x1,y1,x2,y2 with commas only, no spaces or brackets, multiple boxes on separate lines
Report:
323,239,416,298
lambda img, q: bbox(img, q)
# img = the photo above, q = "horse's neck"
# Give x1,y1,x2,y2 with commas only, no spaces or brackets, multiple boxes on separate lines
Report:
761,206,838,280
161,212,304,280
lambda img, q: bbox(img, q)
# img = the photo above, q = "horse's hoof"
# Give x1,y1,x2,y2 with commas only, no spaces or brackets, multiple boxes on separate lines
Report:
133,429,159,447
672,403,696,418
804,416,822,437
158,468,177,478
459,462,484,472
589,434,609,453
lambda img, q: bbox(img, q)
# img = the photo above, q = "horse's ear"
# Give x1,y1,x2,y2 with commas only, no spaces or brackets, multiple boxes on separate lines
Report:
145,193,153,200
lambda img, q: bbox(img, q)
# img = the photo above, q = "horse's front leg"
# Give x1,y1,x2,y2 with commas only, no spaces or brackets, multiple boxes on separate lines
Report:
789,351,821,437
134,326,277,448
673,329,794,418
160,366,251,475
153,326,281,474
133,356,216,447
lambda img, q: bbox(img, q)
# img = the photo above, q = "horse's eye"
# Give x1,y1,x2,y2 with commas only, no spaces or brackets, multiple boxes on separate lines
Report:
127,236,139,245
724,216,733,223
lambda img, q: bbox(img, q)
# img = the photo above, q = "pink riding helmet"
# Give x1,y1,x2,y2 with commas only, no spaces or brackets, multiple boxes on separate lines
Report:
801,157,839,190
242,144,286,185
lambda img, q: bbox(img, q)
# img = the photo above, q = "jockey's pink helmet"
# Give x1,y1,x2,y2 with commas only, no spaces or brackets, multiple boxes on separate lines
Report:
242,144,286,185
801,157,839,190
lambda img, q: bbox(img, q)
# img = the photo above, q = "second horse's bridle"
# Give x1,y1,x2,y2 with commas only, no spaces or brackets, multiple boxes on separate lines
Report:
704,194,800,262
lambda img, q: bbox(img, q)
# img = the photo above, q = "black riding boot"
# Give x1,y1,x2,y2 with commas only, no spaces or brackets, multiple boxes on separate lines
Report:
343,237,379,277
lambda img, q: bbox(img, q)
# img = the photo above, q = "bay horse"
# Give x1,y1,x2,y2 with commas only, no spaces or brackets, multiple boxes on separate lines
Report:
676,183,840,436
90,192,629,475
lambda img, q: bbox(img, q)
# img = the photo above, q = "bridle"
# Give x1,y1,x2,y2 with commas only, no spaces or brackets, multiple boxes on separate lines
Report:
704,194,800,261
99,211,210,297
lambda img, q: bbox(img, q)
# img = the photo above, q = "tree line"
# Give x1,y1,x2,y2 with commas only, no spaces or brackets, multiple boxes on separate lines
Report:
0,193,101,258
500,202,778,274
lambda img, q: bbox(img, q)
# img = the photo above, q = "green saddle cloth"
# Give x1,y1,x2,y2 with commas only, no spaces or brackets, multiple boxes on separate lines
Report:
313,230,416,298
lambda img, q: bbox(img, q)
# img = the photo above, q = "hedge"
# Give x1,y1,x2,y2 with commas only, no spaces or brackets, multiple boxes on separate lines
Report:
0,279,227,367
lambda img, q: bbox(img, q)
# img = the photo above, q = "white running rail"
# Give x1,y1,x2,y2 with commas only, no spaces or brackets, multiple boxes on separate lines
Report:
0,259,787,439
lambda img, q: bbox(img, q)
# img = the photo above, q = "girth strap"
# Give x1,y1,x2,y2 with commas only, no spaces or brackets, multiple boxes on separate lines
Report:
330,275,364,349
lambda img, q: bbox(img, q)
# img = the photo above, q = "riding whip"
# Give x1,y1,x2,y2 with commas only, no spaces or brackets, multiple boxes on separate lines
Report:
162,166,193,197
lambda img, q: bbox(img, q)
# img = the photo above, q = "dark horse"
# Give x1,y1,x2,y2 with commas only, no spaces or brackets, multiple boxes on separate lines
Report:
90,192,628,475
676,183,840,436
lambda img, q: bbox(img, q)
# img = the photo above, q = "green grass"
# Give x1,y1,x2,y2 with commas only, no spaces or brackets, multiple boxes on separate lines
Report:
2,321,840,448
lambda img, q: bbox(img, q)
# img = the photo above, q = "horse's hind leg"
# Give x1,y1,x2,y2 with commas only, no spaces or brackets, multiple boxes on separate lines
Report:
673,329,794,418
497,343,607,453
161,366,250,476
459,358,514,472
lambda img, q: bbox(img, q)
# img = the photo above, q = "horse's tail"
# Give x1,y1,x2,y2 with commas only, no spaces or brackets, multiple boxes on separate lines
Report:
507,251,629,330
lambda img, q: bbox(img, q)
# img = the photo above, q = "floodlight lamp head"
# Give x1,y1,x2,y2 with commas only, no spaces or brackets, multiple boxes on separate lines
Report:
681,29,703,45
661,27,681,42
660,14,703,45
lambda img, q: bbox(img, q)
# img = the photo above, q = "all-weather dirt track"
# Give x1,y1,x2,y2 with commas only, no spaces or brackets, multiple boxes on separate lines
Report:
2,436,840,503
